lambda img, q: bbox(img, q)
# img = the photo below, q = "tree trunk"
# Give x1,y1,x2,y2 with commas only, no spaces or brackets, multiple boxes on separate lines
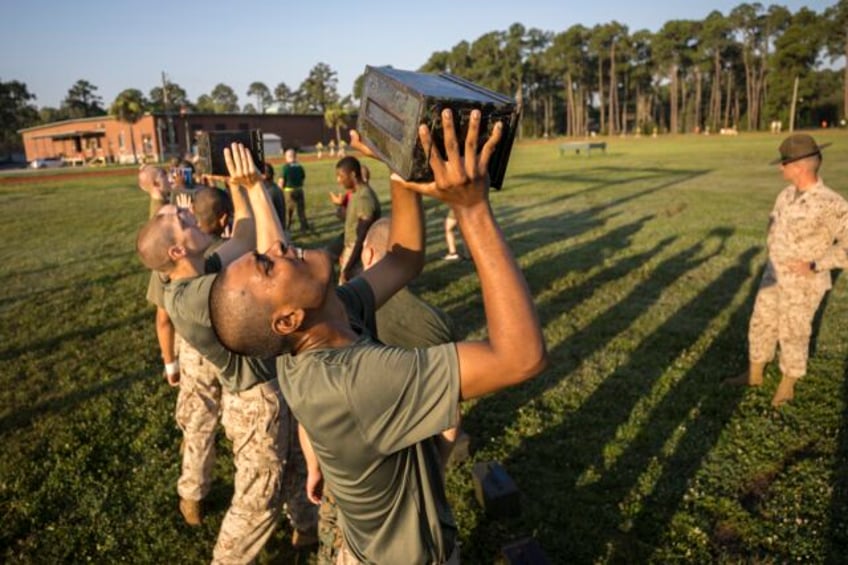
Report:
565,72,575,137
129,123,138,165
743,48,753,131
710,51,722,132
598,56,605,134
670,64,679,134
843,31,848,120
724,71,733,128
608,41,617,135
694,67,702,133
515,80,524,140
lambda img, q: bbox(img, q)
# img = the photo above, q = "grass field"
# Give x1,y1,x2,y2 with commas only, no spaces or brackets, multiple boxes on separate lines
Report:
2,131,848,563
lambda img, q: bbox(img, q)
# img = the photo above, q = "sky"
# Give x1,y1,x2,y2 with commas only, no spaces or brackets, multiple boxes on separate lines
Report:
0,0,837,110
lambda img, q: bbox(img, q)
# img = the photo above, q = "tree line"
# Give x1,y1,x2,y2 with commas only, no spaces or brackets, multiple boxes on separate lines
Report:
2,1,847,157
421,2,848,138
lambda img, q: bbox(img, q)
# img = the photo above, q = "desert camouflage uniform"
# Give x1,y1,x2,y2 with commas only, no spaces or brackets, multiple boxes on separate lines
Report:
749,178,848,377
213,378,317,564
317,492,342,565
175,334,223,502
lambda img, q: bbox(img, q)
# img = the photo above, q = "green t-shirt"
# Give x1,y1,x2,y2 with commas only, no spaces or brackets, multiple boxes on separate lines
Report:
376,287,458,349
281,162,305,189
163,254,276,393
343,185,381,248
277,279,459,564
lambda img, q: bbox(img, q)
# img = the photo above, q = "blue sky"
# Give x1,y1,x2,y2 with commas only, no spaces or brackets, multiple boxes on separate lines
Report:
0,0,836,109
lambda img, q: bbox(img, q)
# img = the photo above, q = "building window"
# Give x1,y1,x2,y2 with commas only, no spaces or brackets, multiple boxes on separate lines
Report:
118,132,125,149
142,135,153,154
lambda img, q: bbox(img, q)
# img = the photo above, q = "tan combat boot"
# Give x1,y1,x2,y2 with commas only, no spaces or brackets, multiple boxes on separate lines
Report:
771,375,799,408
179,498,203,526
723,361,766,387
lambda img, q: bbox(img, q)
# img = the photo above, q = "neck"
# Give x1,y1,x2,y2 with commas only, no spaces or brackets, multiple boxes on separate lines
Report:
169,256,204,281
290,291,358,354
796,174,819,191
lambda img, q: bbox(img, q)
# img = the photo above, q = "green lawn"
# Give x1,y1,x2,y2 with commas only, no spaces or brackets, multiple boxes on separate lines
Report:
2,131,848,563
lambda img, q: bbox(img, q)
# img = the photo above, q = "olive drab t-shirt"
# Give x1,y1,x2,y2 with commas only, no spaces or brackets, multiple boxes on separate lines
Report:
277,278,460,564
343,185,381,248
163,250,276,393
375,287,458,349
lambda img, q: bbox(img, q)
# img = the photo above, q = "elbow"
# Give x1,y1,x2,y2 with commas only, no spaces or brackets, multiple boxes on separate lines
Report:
518,346,548,383
508,340,548,386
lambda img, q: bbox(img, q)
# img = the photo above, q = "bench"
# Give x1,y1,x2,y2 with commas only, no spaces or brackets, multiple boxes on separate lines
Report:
559,141,607,156
62,156,85,167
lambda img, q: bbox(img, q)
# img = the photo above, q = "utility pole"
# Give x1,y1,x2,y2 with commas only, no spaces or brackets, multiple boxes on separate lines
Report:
162,71,177,158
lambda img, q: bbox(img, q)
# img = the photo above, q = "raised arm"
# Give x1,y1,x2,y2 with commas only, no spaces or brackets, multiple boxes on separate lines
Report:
206,162,256,267
223,143,290,254
350,130,425,307
406,109,547,400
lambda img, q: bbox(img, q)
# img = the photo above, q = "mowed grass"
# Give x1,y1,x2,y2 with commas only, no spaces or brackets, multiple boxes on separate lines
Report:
2,131,848,563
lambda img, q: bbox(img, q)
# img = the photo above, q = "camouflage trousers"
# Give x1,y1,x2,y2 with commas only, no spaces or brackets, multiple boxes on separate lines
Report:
317,491,342,565
175,337,222,502
212,379,317,565
748,272,827,379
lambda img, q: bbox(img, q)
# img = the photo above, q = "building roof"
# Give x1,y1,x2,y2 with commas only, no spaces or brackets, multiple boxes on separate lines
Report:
32,130,106,140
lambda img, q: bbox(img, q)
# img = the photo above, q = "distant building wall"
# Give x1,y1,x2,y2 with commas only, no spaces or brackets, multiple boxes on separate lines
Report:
19,113,348,164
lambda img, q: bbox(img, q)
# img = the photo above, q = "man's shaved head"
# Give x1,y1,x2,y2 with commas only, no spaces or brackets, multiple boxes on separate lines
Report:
209,265,290,358
193,187,231,236
138,165,170,201
363,217,391,260
136,211,178,273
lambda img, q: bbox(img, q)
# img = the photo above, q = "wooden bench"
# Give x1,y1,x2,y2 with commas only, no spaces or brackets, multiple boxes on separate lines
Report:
559,141,607,156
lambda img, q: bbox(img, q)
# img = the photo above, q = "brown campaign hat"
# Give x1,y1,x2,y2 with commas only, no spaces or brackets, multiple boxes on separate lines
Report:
770,133,831,165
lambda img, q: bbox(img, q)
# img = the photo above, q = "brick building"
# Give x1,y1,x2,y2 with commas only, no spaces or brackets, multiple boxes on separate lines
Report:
18,112,342,165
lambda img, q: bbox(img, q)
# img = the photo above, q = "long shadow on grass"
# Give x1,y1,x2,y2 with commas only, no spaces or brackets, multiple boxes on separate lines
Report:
463,227,733,425
506,165,710,198
0,311,149,362
0,250,136,283
461,245,760,563
421,167,709,304
0,268,142,308
0,370,144,436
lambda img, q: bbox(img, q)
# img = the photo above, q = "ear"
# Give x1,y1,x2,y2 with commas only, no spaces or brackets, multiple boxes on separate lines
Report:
361,246,375,269
272,308,305,337
167,244,186,262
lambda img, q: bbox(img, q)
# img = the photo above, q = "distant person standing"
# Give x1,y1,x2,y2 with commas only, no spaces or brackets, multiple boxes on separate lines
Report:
336,156,381,282
726,134,848,407
279,149,310,232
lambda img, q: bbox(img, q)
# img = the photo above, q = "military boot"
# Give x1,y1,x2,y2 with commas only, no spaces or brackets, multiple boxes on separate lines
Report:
179,498,203,526
723,361,766,387
771,375,799,408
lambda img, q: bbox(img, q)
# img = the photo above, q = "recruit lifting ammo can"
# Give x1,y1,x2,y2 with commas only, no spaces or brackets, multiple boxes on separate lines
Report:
357,66,520,189
195,129,264,176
